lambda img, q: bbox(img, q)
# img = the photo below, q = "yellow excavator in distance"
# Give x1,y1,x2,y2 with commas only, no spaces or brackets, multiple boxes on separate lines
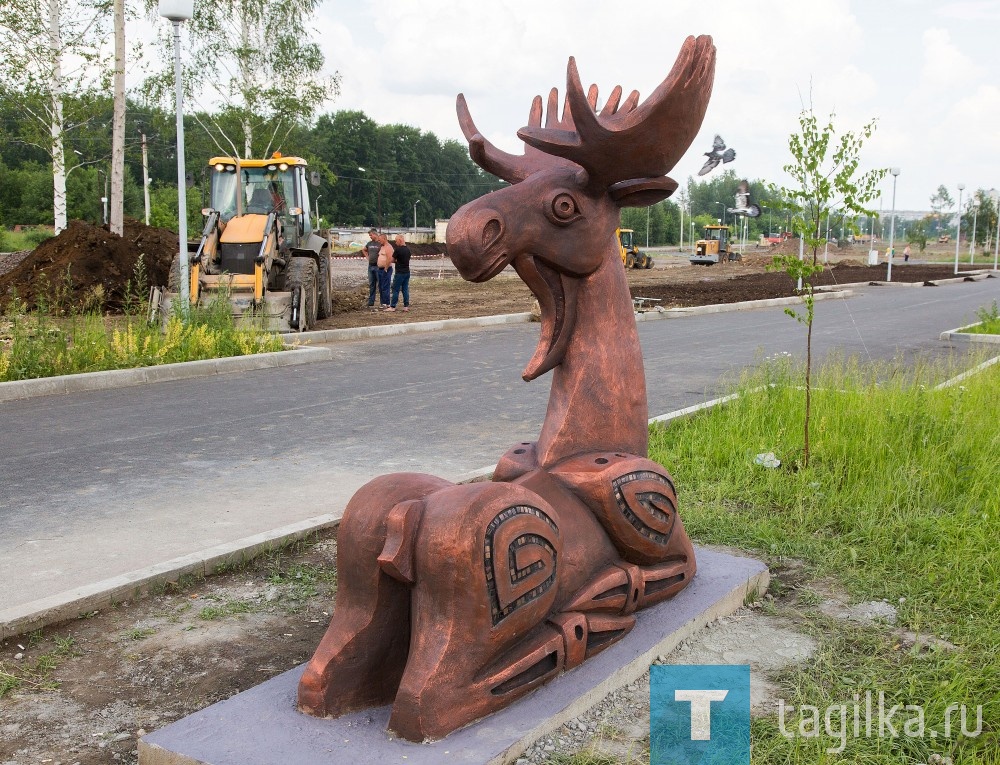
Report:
690,224,741,265
151,153,332,332
616,228,654,269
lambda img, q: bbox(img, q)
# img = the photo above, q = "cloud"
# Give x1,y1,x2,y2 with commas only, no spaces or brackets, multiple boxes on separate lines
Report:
918,28,982,92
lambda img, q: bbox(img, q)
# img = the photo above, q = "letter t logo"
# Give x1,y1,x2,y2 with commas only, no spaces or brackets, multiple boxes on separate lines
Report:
674,689,729,740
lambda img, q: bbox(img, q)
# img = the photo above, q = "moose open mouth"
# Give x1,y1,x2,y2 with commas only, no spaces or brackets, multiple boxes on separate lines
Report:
513,255,580,381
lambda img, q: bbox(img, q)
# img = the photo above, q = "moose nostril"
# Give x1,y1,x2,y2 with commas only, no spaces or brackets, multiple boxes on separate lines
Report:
482,218,502,251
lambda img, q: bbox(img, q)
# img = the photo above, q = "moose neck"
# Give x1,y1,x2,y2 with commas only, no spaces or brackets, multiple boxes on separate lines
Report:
535,248,648,468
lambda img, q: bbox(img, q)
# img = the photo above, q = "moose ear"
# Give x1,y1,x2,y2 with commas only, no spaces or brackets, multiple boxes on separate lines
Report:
610,176,679,208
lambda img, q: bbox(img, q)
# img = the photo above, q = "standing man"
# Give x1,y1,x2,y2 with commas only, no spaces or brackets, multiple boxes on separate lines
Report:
377,233,394,308
903,244,911,263
365,229,381,310
386,234,412,312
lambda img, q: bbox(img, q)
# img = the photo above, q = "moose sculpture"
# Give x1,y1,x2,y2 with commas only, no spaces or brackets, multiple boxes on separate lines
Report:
298,35,717,742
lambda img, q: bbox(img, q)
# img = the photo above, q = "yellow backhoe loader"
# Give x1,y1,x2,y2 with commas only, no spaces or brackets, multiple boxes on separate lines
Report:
690,224,741,265
151,154,332,332
617,228,654,269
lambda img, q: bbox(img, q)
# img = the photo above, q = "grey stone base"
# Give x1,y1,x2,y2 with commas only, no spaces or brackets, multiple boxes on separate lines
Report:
139,548,768,765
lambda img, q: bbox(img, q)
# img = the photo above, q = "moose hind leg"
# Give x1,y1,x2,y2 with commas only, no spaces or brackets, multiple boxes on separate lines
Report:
388,482,563,741
298,473,451,718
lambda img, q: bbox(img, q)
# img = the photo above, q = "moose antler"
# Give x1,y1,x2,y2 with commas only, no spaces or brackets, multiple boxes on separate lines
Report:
457,73,643,184
518,35,715,188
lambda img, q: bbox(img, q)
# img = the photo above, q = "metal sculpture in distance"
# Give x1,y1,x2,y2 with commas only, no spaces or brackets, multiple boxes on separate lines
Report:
298,34,717,742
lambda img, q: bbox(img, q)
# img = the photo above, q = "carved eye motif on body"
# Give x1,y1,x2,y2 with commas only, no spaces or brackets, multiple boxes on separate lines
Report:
546,191,583,227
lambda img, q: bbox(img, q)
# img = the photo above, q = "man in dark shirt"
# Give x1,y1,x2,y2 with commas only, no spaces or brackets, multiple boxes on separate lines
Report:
364,229,381,308
386,234,412,311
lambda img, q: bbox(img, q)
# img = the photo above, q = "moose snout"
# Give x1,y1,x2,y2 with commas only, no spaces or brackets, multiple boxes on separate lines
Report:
447,205,510,282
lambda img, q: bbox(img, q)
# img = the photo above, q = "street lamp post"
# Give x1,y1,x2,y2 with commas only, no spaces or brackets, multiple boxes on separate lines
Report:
159,0,193,312
358,167,382,230
970,199,980,264
714,202,726,227
991,189,999,272
679,203,684,252
954,184,965,275
824,208,831,265
413,199,420,232
887,168,900,282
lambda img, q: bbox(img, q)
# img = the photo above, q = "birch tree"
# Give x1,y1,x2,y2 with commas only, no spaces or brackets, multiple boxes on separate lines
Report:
0,0,108,233
145,0,339,159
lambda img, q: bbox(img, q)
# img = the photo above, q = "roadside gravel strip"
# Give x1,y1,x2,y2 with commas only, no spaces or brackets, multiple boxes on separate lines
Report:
0,290,852,403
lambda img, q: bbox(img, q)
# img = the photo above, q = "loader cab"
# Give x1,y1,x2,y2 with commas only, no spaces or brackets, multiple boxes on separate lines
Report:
208,155,314,246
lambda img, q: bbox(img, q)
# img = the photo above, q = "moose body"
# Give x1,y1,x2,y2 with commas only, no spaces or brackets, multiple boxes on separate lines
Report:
298,35,717,742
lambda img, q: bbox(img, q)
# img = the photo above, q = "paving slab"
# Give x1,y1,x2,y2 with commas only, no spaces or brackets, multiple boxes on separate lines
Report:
138,547,768,765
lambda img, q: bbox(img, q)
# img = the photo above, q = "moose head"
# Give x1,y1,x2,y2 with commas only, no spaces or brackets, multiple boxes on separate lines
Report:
447,35,716,382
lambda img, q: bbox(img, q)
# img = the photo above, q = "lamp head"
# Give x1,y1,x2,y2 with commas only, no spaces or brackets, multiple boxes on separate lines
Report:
890,167,900,177
158,0,193,20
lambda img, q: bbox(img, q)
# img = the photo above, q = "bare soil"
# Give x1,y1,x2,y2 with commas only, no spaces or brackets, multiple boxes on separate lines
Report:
0,534,341,765
315,247,987,330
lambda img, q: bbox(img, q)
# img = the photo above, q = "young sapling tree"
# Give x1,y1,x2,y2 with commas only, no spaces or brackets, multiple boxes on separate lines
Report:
770,107,885,467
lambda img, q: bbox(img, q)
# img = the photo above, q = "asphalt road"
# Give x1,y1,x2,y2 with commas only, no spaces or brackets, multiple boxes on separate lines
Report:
1,278,997,613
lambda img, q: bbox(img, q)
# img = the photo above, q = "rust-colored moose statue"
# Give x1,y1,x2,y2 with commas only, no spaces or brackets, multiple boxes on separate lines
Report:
299,35,716,742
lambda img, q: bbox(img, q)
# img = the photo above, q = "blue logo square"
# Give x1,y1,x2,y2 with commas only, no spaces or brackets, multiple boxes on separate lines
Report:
650,664,750,765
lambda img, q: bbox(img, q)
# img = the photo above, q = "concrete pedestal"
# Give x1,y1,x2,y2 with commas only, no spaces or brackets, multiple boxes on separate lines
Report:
140,547,767,765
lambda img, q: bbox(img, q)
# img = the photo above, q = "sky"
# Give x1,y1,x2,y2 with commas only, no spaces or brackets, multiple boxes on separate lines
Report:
290,0,999,214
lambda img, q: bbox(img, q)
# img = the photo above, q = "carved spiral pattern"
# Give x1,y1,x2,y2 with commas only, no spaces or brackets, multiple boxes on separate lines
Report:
484,505,558,626
611,470,677,547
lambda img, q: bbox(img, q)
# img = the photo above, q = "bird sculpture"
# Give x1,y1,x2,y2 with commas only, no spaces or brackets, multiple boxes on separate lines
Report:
697,134,735,176
727,179,760,217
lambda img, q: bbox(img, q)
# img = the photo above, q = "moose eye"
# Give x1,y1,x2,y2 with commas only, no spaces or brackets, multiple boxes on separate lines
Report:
548,192,582,226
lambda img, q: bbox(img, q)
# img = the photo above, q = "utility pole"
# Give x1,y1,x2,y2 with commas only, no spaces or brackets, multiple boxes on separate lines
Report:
109,0,125,235
141,133,151,226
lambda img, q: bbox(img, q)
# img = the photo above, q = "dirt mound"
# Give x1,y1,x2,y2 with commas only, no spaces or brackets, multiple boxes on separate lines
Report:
629,263,986,308
408,242,447,257
330,286,368,315
0,219,178,312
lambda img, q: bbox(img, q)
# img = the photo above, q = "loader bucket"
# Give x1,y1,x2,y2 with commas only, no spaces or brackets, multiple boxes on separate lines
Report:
155,290,294,333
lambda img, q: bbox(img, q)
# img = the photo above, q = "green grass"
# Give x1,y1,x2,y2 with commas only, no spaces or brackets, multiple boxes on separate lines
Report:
646,353,1000,763
964,302,1000,335
0,267,285,382
0,227,53,252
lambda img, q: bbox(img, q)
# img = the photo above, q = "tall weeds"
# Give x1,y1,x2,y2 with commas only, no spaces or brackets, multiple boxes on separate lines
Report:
0,259,284,383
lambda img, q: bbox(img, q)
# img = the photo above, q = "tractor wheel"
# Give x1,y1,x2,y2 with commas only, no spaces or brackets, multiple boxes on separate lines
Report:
625,253,635,268
643,254,654,269
317,250,333,319
167,255,182,291
286,257,318,331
